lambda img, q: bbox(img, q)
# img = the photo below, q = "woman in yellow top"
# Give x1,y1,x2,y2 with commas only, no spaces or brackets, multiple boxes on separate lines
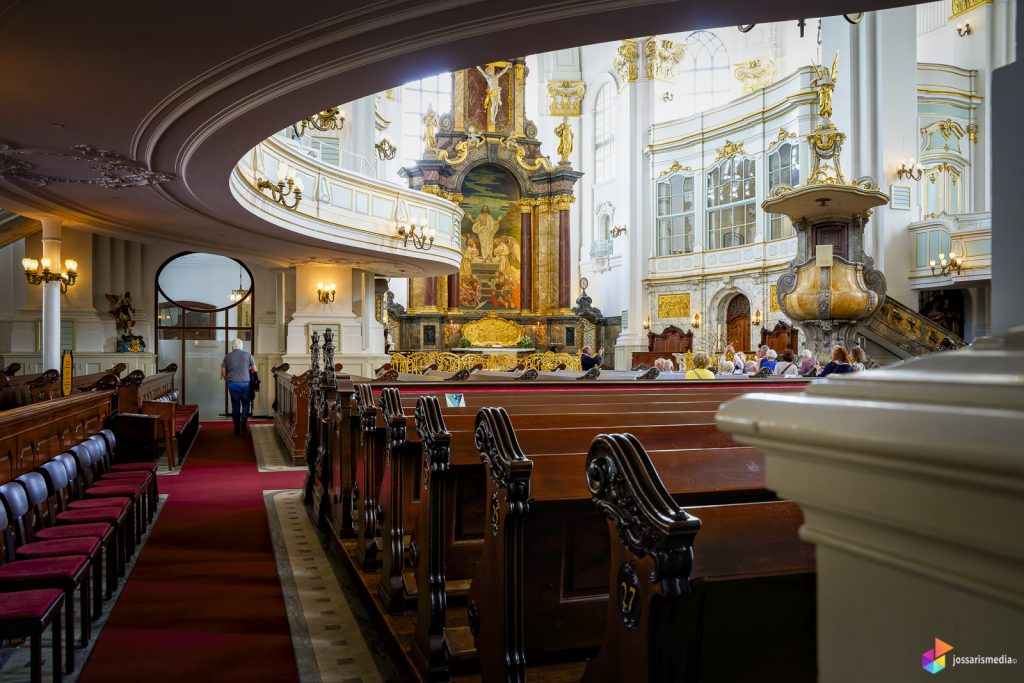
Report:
684,351,716,380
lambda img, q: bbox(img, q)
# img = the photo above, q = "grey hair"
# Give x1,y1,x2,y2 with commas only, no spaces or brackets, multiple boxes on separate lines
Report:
233,338,245,351
721,360,735,373
800,349,813,358
766,348,778,359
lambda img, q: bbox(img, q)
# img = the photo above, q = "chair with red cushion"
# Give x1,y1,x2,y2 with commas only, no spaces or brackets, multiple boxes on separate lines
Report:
70,442,148,539
89,433,158,520
20,464,121,589
0,502,90,673
99,428,159,480
65,446,140,553
40,456,130,578
1,480,104,614
0,588,64,683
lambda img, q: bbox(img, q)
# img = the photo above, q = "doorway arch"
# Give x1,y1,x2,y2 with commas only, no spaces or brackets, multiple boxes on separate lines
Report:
726,293,751,352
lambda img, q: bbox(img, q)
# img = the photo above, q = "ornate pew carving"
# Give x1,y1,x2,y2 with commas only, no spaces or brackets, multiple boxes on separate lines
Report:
353,383,382,570
377,386,411,613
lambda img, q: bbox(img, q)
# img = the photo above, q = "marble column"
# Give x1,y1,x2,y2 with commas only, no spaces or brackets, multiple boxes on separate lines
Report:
520,207,533,312
558,206,570,309
447,273,459,311
40,217,62,370
423,277,437,309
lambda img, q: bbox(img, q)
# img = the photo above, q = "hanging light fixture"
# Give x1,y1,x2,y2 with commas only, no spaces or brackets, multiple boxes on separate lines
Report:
293,107,346,137
23,257,78,293
229,267,248,303
257,162,302,209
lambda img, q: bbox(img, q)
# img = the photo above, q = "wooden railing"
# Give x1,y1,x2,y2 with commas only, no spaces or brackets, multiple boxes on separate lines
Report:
272,363,309,466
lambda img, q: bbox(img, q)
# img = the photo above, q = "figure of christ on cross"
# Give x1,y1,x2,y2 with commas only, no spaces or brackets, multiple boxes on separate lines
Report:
476,63,511,130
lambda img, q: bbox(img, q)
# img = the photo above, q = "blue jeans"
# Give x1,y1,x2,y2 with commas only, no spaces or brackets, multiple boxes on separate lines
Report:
227,381,252,426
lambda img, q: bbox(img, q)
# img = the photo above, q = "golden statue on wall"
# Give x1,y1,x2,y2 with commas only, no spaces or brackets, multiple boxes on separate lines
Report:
555,117,573,163
812,52,839,119
477,63,511,131
423,108,439,151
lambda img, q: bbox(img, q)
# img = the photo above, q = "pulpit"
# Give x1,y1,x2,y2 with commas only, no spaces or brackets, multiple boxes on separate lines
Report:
631,325,693,370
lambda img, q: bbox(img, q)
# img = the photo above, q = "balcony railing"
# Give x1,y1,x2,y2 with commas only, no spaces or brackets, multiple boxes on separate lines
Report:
908,212,991,288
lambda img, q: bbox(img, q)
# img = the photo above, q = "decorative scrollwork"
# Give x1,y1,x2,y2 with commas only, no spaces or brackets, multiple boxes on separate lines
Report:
474,407,531,509
577,367,601,381
635,367,660,381
415,395,451,490
447,368,472,381
120,369,145,387
378,387,406,448
514,368,539,381
586,433,700,596
355,384,377,433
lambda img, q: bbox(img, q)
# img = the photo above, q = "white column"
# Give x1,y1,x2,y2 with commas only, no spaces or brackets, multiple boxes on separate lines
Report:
615,42,654,369
40,217,62,369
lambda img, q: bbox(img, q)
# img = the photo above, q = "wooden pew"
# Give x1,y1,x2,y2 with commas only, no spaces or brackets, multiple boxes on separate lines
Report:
0,390,115,485
272,363,308,466
71,363,127,393
117,364,198,468
0,369,61,410
581,434,816,682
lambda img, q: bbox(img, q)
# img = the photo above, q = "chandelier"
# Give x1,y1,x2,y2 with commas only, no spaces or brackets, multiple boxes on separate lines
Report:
229,268,248,303
293,107,346,137
257,163,302,209
930,250,963,277
375,135,397,161
23,257,78,293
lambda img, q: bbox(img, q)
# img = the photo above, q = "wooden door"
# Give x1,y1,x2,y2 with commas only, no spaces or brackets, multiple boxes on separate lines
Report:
726,295,751,352
814,223,848,260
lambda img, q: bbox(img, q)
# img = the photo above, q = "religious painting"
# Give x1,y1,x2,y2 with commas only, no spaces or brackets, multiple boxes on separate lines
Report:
459,165,522,310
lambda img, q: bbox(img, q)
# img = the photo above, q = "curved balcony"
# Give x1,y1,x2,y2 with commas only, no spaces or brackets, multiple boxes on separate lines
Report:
908,212,991,289
232,136,462,277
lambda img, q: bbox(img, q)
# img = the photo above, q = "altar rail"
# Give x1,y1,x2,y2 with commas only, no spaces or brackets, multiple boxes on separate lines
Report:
389,351,582,374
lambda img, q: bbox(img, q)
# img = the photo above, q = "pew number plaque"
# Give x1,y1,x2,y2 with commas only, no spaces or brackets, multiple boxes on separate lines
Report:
617,561,641,628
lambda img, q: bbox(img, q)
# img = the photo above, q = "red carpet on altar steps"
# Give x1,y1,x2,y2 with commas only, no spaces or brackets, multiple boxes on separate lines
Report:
78,423,305,683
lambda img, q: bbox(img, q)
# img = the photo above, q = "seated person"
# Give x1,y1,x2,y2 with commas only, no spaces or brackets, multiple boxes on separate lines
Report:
760,348,779,373
817,345,856,377
732,351,747,374
684,352,716,380
753,344,770,370
850,345,869,371
797,349,817,376
772,349,799,377
663,358,676,372
581,345,603,371
717,360,736,377
718,344,735,373
652,357,666,372
743,360,757,374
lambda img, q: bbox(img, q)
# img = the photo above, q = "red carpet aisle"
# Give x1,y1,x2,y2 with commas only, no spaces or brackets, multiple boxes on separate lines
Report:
78,423,305,683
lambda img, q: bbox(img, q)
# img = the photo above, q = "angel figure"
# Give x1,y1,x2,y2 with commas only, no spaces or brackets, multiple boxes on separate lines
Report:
476,63,512,130
812,52,839,120
554,117,573,163
106,291,136,334
422,108,439,151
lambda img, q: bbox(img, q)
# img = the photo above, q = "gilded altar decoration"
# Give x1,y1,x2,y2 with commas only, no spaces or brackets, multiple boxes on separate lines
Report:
714,139,745,163
658,161,692,178
422,108,439,152
950,0,992,19
547,80,586,117
388,350,582,373
613,39,640,87
477,63,512,131
461,313,525,347
770,284,780,313
657,293,690,319
420,184,463,204
554,118,574,164
500,133,557,172
734,58,777,95
644,37,684,82
812,52,839,120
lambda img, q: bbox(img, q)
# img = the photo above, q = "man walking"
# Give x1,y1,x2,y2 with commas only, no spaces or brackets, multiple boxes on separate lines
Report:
221,338,257,434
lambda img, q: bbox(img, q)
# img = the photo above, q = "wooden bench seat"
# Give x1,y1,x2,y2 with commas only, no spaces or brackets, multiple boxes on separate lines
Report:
116,365,197,469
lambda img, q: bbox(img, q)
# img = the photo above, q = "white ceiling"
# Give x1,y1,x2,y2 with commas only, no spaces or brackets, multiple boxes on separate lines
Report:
0,0,917,268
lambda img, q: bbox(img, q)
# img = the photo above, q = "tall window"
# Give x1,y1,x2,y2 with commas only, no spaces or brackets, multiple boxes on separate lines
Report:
767,142,800,240
656,173,695,255
678,31,730,116
706,156,756,250
594,84,615,183
402,72,453,168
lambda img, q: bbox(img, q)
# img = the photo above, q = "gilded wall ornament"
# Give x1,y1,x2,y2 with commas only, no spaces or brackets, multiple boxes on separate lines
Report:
657,293,690,319
714,140,746,163
811,52,840,120
657,161,692,178
461,313,526,347
733,58,777,95
554,118,574,163
613,39,640,87
967,123,979,143
423,108,439,152
547,80,586,117
769,284,780,313
950,0,992,19
644,37,684,82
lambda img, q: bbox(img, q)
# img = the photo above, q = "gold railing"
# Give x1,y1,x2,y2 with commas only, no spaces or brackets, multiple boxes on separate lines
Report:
389,351,582,373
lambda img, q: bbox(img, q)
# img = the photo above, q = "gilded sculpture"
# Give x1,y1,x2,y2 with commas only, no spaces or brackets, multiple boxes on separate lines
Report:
422,108,439,152
554,117,573,163
613,39,640,86
477,63,511,131
657,293,690,319
812,52,840,119
461,313,526,347
547,80,586,117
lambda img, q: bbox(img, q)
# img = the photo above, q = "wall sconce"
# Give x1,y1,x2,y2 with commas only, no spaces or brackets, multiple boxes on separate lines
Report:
930,250,963,277
642,317,651,330
395,217,435,251
956,22,972,37
753,309,762,326
317,282,337,304
293,107,346,137
375,135,397,161
609,225,628,238
23,257,78,293
691,312,701,329
896,158,923,181
257,163,302,209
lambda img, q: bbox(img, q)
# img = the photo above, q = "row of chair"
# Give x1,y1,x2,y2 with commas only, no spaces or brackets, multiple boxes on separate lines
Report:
0,430,158,682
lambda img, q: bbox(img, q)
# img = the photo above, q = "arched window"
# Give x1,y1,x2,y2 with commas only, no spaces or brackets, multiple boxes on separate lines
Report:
594,84,615,183
678,31,730,116
706,156,756,249
401,72,453,168
656,173,695,255
767,142,801,240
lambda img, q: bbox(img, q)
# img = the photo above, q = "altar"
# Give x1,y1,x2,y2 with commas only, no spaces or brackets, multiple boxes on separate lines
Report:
452,347,531,355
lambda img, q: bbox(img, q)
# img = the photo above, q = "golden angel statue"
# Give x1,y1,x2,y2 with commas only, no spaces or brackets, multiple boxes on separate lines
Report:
476,63,511,130
422,108,439,151
812,52,839,120
554,117,573,163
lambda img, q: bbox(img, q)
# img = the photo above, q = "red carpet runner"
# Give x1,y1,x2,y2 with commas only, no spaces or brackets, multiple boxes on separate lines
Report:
79,423,305,683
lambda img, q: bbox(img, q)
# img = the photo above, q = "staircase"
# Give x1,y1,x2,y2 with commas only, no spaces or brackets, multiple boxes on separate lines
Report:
0,210,38,249
860,295,966,360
